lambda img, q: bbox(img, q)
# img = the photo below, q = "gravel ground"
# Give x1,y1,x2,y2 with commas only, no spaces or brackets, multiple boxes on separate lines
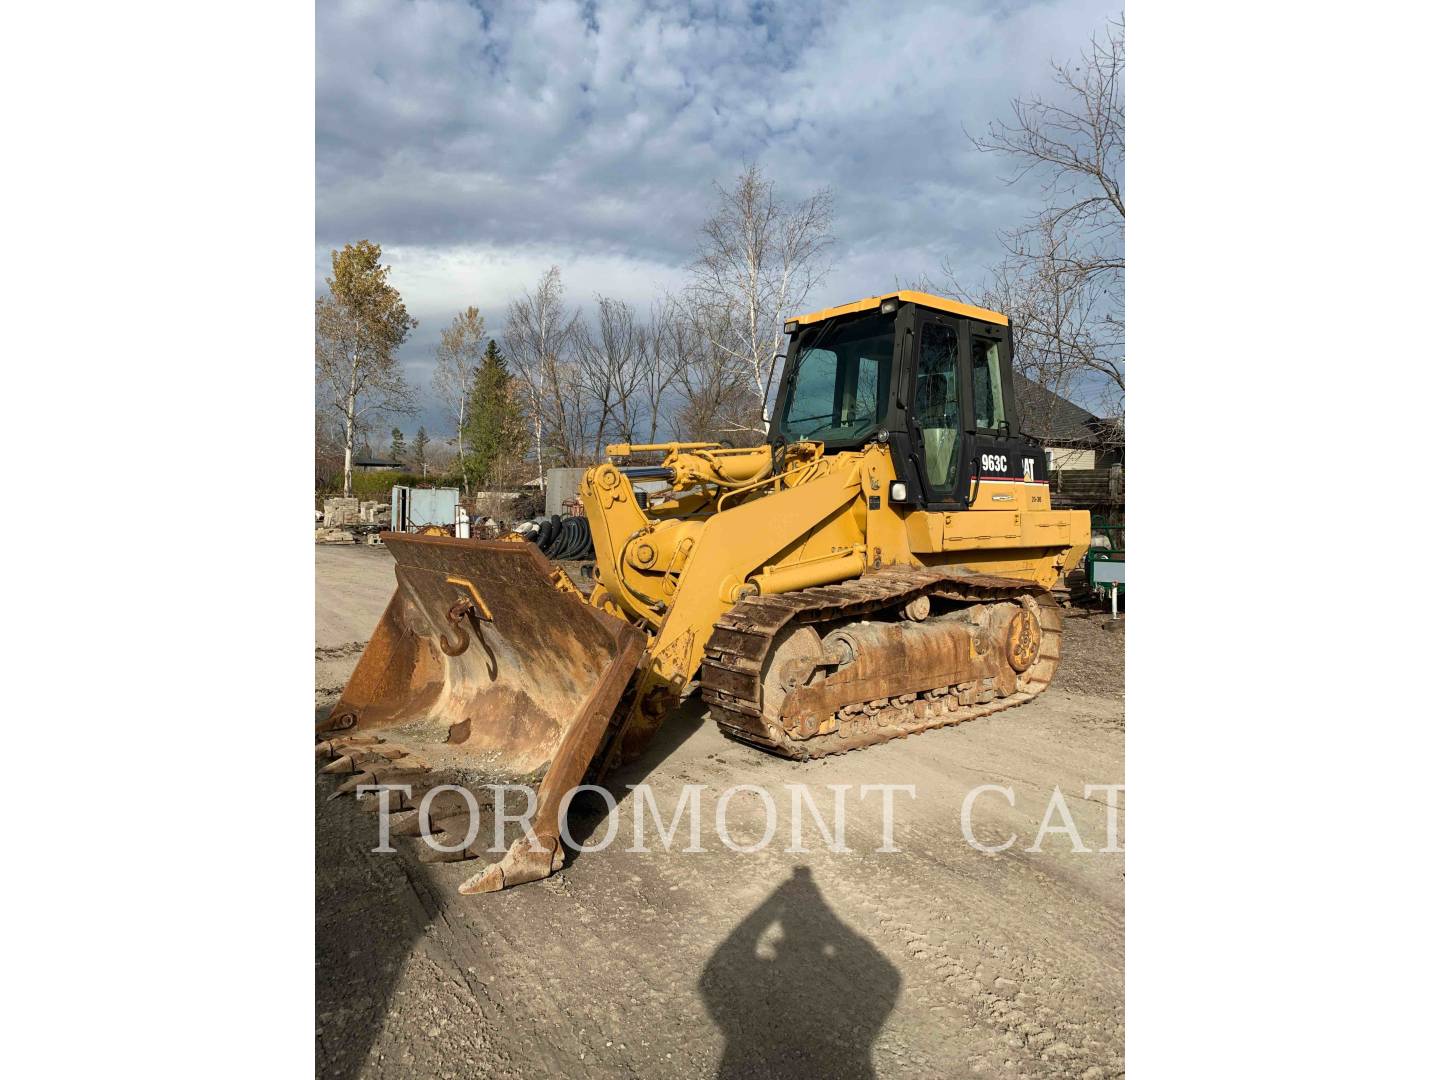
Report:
1051,610,1125,701
316,545,1125,1079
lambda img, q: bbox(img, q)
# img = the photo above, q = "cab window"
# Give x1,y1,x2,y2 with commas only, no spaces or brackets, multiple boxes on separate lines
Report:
777,314,893,445
971,337,1007,431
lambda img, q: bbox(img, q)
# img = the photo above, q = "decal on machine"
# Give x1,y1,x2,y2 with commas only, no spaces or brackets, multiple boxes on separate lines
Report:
977,452,1045,485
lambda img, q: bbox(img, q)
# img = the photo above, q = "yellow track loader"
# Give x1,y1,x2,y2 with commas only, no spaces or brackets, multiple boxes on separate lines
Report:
316,291,1090,892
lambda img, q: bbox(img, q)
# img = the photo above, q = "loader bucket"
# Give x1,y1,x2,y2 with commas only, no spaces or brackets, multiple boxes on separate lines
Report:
317,533,647,891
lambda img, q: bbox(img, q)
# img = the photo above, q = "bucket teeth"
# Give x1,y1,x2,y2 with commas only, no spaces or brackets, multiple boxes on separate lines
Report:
384,808,420,836
315,734,384,760
457,864,506,894
356,788,409,814
329,764,431,801
317,743,412,778
413,812,484,860
314,533,651,894
457,837,564,894
328,733,382,747
390,810,428,838
389,790,471,837
328,771,378,799
426,811,477,834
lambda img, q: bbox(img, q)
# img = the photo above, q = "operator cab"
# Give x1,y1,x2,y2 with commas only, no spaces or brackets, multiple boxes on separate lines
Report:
772,290,1046,511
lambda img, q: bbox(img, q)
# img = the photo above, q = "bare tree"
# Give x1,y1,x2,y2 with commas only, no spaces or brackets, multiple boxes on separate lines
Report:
945,218,1109,442
432,307,485,493
966,17,1124,412
315,240,417,496
572,295,691,449
504,267,584,480
638,298,686,443
573,296,649,456
686,164,835,436
672,304,757,444
977,22,1124,243
315,411,346,489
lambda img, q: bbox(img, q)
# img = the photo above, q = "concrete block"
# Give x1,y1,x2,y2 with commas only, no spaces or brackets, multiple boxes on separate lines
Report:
323,497,360,527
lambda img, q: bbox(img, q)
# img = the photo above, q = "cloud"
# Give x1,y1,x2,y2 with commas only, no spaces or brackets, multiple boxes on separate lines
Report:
317,0,1118,433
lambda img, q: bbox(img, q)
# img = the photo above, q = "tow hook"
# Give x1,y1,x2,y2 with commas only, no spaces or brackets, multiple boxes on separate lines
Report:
439,597,477,656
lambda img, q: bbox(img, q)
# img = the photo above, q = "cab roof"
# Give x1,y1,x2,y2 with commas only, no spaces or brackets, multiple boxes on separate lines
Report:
791,289,1008,328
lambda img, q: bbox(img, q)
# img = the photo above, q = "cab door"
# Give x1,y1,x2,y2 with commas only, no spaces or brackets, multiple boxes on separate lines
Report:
909,314,964,505
959,321,1024,503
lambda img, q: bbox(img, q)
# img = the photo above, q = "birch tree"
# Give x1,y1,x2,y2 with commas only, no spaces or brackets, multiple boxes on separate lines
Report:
686,165,834,436
315,240,417,497
432,306,486,493
504,266,583,477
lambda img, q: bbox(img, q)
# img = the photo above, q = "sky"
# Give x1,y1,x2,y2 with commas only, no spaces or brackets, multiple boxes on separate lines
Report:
317,0,1119,443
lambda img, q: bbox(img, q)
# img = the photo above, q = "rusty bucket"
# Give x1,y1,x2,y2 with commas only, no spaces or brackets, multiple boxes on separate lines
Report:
316,533,645,892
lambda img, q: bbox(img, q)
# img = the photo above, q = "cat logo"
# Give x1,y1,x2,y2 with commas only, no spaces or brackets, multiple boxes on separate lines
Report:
1022,457,1035,482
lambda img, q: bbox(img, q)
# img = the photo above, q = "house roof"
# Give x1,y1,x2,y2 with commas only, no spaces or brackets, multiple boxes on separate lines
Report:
1013,376,1108,445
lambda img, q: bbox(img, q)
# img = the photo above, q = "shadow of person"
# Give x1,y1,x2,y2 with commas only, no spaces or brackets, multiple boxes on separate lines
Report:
700,867,901,1079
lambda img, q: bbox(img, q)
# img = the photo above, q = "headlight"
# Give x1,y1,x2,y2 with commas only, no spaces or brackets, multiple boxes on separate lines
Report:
889,481,908,502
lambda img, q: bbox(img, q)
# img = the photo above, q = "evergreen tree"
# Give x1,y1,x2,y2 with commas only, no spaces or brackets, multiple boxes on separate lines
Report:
462,339,526,489
414,426,430,475
389,427,408,464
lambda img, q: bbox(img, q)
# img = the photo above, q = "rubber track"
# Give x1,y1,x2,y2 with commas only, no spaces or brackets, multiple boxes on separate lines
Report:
700,566,1063,759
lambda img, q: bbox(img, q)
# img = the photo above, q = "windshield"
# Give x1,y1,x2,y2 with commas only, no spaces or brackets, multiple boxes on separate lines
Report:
776,313,894,445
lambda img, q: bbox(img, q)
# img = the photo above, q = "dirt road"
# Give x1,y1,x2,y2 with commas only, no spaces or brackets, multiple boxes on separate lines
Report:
316,545,1125,1079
